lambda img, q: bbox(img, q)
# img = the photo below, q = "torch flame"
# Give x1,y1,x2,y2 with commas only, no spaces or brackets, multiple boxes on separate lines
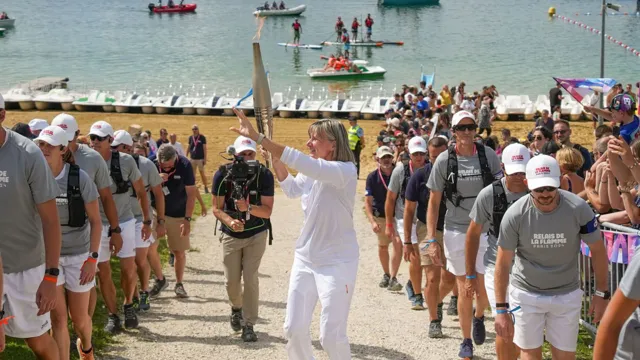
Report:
253,16,266,41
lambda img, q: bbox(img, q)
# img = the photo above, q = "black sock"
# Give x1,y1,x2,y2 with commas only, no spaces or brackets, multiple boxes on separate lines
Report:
82,347,93,354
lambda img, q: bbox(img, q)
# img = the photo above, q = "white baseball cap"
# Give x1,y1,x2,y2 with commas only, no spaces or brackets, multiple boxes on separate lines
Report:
376,145,393,158
35,125,69,147
526,154,561,191
89,120,114,138
0,94,4,109
233,136,257,154
51,113,79,142
408,136,427,154
28,119,49,132
452,110,475,127
112,130,133,147
502,143,530,175
390,118,400,128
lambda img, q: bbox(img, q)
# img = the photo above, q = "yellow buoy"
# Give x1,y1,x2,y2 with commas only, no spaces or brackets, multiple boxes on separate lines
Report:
548,7,556,16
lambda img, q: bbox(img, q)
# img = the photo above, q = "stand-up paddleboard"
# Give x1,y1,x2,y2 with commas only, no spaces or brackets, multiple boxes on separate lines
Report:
354,39,404,45
321,41,383,47
278,43,323,50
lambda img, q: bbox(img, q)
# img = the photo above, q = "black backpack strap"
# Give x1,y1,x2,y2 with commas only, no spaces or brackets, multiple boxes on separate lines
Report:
67,164,87,228
110,151,130,194
490,180,508,237
476,143,494,187
444,145,457,203
399,163,411,201
133,153,140,168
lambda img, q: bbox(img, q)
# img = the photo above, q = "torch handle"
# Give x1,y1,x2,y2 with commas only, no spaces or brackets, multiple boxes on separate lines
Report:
255,107,274,168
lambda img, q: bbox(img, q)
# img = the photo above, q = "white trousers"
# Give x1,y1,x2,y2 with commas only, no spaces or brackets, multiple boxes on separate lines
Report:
283,257,359,360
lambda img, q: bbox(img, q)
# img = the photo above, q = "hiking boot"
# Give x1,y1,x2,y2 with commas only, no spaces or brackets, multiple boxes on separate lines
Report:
76,338,95,360
175,283,188,298
459,338,474,359
411,294,425,310
428,320,443,339
169,253,175,267
149,277,168,298
387,277,403,292
447,296,458,316
124,304,138,329
104,314,122,334
242,324,258,342
139,291,151,311
230,308,243,332
437,302,444,322
132,296,140,312
379,273,390,288
472,315,486,345
405,280,416,301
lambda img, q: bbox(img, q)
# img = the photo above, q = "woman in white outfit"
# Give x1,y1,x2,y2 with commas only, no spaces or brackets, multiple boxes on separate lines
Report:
230,108,359,359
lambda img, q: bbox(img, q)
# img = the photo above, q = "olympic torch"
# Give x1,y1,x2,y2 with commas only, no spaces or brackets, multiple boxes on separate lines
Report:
252,42,273,168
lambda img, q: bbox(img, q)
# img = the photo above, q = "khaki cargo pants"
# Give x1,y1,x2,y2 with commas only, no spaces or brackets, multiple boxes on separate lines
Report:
221,231,268,326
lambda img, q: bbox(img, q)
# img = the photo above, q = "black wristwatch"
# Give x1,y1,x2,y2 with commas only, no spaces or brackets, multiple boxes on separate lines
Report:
157,219,166,225
45,268,60,277
184,217,192,222
108,226,122,237
594,290,611,300
143,220,152,226
90,252,99,259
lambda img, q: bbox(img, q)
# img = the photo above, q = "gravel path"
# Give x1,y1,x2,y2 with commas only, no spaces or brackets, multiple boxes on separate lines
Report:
103,188,497,360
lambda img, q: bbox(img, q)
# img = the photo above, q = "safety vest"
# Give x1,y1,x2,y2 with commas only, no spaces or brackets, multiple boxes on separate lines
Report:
348,125,361,151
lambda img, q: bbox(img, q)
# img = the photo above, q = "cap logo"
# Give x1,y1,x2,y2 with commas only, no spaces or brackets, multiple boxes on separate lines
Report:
58,124,67,129
511,155,524,162
94,125,102,129
241,139,252,145
535,166,550,175
42,130,54,136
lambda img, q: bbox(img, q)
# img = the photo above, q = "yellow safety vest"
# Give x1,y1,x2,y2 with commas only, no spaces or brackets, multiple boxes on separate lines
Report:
348,125,361,151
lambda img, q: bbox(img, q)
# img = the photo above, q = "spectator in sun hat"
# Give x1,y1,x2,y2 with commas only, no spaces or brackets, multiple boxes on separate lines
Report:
28,118,49,137
586,93,639,144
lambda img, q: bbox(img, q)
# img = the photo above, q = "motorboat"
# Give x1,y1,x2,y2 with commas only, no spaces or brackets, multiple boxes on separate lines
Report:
254,4,306,16
72,90,118,112
33,89,83,111
114,92,155,113
0,19,15,28
148,3,197,13
2,87,37,110
307,64,386,79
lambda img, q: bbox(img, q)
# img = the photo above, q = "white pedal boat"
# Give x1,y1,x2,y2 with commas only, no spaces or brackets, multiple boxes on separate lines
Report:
193,94,225,115
152,95,199,115
360,96,394,120
33,89,83,111
72,90,118,112
113,92,155,114
2,88,37,110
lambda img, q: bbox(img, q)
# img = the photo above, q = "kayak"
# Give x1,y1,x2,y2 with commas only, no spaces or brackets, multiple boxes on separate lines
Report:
322,41,383,47
307,65,386,79
254,4,306,16
354,39,404,45
149,3,197,13
278,43,322,50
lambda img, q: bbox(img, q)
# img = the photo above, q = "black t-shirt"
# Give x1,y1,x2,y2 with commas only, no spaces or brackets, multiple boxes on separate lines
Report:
404,163,445,229
365,169,391,218
549,88,562,108
212,165,275,239
156,138,169,148
188,134,207,160
157,155,196,218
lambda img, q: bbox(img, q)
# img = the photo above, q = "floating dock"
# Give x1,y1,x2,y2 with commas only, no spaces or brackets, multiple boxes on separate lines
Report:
13,77,69,92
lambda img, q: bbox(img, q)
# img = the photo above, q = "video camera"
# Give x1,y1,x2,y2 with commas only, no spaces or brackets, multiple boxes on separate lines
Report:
220,146,262,219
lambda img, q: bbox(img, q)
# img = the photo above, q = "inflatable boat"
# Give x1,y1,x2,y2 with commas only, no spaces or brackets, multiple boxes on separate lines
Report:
148,3,197,13
254,4,306,16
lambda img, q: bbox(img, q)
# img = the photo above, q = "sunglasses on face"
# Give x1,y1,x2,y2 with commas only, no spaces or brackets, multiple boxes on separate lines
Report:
532,186,557,193
455,124,478,132
553,130,567,135
90,134,109,142
533,136,544,141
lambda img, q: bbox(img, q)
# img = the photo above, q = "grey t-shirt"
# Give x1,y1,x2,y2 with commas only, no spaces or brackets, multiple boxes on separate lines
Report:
427,146,503,232
615,249,640,359
469,177,528,267
498,190,601,295
98,152,142,224
0,130,59,273
55,164,99,256
73,144,112,191
130,155,162,222
388,162,418,222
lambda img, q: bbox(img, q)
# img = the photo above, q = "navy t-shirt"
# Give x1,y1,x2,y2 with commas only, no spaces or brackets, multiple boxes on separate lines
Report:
365,169,391,218
157,155,196,218
572,144,593,179
188,134,207,160
212,165,275,239
405,163,446,230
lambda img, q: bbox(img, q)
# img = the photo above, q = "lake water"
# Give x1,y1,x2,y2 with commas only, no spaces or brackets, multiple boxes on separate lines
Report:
1,0,639,98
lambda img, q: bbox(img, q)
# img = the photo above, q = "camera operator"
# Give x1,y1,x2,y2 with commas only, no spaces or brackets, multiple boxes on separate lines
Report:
212,136,274,343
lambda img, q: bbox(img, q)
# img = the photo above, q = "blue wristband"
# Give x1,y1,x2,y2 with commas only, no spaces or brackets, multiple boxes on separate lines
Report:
466,274,476,280
496,309,509,315
427,239,437,243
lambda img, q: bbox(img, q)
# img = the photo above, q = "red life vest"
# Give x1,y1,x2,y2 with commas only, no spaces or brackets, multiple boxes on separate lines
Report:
292,22,301,30
342,34,349,42
336,20,343,28
365,18,373,27
352,21,359,30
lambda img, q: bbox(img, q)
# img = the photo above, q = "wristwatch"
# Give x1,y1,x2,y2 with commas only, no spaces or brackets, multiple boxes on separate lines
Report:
184,217,192,222
594,290,611,300
157,219,166,225
90,252,99,260
108,226,122,236
257,133,265,145
143,220,152,226
45,268,60,277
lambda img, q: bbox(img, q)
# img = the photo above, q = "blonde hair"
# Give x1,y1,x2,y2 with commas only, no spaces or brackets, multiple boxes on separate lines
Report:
308,119,355,163
556,147,584,173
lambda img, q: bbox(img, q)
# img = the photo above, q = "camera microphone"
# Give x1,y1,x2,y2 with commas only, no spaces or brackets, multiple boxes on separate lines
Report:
226,146,236,155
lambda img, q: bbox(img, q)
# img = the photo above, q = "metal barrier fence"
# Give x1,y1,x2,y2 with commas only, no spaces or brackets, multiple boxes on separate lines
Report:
579,222,640,335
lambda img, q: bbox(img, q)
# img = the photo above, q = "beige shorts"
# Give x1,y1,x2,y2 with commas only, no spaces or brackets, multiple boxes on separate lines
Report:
418,226,444,266
373,217,392,246
191,159,205,171
166,216,190,251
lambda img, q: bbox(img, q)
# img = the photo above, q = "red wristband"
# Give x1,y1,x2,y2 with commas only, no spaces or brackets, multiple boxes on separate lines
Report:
44,275,57,284
386,223,394,228
85,257,97,264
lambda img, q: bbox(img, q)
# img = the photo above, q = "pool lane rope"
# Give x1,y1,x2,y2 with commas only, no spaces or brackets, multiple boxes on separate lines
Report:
553,14,640,58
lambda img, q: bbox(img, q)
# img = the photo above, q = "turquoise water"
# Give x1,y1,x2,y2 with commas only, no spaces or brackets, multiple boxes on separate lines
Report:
1,0,639,98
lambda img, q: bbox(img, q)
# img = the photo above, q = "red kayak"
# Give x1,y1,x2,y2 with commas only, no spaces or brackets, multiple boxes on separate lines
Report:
149,4,197,13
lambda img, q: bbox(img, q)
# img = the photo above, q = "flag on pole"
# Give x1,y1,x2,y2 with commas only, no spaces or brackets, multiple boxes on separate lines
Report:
553,77,617,103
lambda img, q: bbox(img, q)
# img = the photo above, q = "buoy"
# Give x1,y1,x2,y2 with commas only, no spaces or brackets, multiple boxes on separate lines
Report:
548,7,556,16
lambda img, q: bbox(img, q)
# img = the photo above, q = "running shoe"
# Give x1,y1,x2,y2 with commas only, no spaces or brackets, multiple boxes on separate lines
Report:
124,304,139,329
104,314,122,334
150,277,168,298
379,273,390,288
428,320,443,339
447,296,458,316
387,277,403,292
437,302,444,322
169,253,175,267
242,324,258,342
405,280,416,301
459,338,474,359
411,294,425,310
76,338,95,360
175,283,188,298
139,291,151,311
472,315,486,345
132,296,140,312
230,308,243,332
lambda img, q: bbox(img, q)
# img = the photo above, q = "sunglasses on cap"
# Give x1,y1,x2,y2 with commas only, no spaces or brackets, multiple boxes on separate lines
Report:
532,186,557,193
90,134,109,142
454,124,478,132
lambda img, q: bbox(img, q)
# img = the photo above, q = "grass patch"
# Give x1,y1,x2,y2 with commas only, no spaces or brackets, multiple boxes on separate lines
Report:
542,325,593,359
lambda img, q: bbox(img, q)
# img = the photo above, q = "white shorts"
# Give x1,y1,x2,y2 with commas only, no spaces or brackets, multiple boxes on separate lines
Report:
443,229,487,276
395,218,418,244
484,266,509,316
2,264,51,338
134,221,155,249
99,218,136,262
57,253,95,293
510,287,583,352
